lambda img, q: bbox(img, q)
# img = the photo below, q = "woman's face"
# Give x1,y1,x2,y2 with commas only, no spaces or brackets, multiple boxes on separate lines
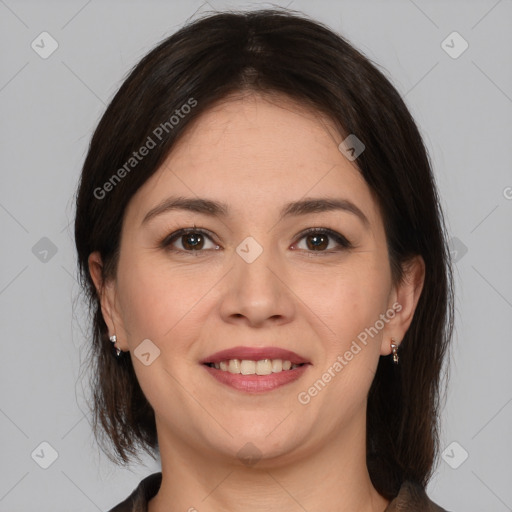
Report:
92,92,422,466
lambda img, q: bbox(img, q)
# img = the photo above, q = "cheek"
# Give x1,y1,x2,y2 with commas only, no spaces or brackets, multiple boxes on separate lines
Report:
298,267,388,419
295,257,391,348
115,251,214,348
317,259,391,403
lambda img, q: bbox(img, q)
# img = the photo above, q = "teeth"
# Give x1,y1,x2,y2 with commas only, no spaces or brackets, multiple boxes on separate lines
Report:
240,360,256,375
256,359,273,375
208,358,302,374
271,359,282,372
228,359,241,373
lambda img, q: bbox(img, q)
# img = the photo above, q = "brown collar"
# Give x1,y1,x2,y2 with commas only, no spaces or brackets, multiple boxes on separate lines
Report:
108,473,449,512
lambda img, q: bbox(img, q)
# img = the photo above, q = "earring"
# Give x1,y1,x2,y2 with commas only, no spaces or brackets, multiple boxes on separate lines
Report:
110,335,121,357
390,338,399,364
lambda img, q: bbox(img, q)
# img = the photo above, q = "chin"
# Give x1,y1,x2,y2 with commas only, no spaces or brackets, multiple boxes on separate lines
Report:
207,424,306,465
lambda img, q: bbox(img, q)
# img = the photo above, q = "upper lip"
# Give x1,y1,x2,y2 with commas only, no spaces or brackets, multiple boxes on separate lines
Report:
200,346,310,365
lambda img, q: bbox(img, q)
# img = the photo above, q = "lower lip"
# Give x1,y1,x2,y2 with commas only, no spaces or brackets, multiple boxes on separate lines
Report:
202,363,310,393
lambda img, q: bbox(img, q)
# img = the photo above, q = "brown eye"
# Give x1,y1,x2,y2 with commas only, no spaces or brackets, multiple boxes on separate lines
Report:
305,232,329,251
294,228,352,254
181,232,205,250
161,228,219,254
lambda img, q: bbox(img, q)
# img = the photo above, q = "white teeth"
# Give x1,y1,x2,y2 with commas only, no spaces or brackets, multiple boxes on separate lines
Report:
256,359,273,375
240,360,256,375
228,359,241,373
209,358,302,374
271,359,282,372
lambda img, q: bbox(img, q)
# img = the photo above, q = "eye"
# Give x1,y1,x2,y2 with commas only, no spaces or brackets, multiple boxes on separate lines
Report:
160,226,353,256
160,226,220,254
292,228,353,255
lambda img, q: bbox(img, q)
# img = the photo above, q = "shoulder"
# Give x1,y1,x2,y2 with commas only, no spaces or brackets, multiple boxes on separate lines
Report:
385,480,451,511
107,472,162,512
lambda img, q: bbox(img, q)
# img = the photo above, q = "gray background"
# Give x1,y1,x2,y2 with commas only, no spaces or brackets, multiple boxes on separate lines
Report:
1,0,511,510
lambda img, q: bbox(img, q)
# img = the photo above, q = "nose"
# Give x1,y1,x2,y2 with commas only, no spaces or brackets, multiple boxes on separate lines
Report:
218,239,295,328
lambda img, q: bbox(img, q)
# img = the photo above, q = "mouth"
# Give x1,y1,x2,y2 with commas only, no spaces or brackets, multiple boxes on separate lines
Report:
200,345,310,372
200,346,311,392
203,360,307,374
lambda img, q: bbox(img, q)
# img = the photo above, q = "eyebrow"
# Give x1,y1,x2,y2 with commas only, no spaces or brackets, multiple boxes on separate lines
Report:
142,195,370,228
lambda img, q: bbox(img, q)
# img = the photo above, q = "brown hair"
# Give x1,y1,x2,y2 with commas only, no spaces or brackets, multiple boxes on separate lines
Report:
74,8,454,499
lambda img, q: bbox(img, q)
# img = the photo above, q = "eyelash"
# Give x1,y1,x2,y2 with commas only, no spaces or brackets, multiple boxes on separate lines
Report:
159,225,353,257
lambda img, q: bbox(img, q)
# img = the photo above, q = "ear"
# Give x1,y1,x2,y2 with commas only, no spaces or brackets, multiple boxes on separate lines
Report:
380,254,425,356
88,251,127,351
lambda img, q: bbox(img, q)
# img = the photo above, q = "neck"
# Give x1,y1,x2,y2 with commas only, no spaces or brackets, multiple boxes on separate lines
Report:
148,414,389,512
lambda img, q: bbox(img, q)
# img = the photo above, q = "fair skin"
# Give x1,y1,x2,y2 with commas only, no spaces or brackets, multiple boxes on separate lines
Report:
89,92,424,512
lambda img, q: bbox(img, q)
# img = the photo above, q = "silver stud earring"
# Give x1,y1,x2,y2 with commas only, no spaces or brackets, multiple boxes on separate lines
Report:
390,338,399,364
110,335,121,357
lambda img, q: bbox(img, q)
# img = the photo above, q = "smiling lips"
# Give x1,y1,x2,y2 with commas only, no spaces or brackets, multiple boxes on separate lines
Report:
200,346,311,392
201,346,310,365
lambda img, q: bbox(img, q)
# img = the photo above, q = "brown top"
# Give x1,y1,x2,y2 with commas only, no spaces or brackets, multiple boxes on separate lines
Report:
107,472,450,511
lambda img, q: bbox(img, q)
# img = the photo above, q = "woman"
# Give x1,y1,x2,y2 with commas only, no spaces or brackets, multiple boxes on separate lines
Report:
75,8,454,511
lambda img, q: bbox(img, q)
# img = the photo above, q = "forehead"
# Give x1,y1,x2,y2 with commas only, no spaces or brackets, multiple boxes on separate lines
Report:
169,91,347,171
125,92,381,229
